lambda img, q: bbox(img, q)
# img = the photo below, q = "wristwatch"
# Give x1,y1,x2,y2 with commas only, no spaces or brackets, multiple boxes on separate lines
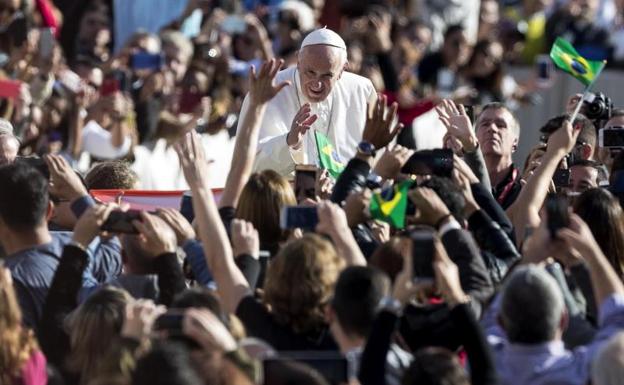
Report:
357,141,376,157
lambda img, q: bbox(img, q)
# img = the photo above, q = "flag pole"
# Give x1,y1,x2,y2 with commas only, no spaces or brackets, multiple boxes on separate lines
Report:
569,60,607,123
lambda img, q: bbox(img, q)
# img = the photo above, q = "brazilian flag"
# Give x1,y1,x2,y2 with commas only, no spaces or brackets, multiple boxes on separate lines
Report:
369,179,414,229
550,37,605,86
314,130,345,179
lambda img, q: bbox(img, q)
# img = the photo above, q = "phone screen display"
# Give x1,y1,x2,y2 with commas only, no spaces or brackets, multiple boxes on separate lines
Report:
280,206,319,230
600,128,624,148
295,166,317,201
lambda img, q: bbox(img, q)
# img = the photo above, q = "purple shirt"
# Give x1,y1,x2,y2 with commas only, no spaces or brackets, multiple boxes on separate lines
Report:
483,294,624,385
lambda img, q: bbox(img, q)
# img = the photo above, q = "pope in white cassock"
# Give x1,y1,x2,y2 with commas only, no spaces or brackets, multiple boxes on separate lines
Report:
235,27,377,176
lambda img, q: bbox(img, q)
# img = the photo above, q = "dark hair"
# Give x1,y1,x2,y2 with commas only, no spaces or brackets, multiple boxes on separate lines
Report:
0,163,49,231
419,176,465,223
402,347,469,385
85,161,139,190
574,188,624,280
171,288,230,328
464,39,504,100
331,266,390,338
132,342,202,385
263,360,329,385
443,24,464,40
539,114,596,148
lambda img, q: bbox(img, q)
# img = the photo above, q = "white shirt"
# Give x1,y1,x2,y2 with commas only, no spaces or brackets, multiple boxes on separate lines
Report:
131,130,234,190
82,120,131,160
241,67,376,176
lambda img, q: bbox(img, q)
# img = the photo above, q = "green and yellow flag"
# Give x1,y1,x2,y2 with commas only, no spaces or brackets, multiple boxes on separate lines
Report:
549,37,605,86
314,130,345,179
369,179,414,229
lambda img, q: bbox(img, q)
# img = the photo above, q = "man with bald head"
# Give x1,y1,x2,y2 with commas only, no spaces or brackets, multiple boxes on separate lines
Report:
239,28,377,175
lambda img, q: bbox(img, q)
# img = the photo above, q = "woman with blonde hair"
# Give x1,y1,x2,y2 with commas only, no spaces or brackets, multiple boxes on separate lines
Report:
0,267,47,385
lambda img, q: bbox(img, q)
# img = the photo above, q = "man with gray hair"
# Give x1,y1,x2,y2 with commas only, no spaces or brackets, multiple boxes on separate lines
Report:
0,119,19,165
243,28,378,175
482,214,624,385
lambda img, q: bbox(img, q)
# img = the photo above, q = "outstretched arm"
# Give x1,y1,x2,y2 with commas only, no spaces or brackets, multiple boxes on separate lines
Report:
220,59,291,208
176,131,250,314
507,120,579,245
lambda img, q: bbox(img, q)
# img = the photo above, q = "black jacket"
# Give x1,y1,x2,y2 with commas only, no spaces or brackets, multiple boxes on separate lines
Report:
331,157,379,259
360,304,498,385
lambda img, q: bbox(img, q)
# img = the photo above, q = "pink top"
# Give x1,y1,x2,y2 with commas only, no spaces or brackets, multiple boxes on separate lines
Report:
17,351,48,385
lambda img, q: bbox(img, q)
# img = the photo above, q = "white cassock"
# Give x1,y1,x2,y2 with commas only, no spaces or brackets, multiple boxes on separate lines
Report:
236,66,376,176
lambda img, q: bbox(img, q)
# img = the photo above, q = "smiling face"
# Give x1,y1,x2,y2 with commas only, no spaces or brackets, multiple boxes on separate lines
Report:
476,107,519,158
297,45,346,103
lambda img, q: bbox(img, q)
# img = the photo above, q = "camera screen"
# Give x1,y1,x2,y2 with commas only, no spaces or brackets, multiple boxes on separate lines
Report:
602,129,624,148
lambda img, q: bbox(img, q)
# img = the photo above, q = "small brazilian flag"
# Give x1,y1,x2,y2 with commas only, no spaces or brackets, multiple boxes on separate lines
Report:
550,37,605,86
369,179,414,229
314,131,345,179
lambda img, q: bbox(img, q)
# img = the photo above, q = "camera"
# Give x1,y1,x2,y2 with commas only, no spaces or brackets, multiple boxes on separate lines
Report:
583,92,613,124
401,149,454,177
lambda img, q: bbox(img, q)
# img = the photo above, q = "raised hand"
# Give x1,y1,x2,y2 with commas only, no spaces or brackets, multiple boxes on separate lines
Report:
436,99,478,152
231,219,260,258
546,120,581,158
363,94,403,150
248,58,290,106
183,308,237,352
315,169,334,200
132,212,178,257
287,103,318,149
45,154,88,201
72,203,116,249
433,240,470,306
175,131,211,190
408,187,452,226
156,208,196,246
373,145,414,180
122,299,166,341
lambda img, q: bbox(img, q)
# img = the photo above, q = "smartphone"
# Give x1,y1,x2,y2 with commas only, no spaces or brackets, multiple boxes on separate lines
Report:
409,229,435,280
101,210,142,234
263,352,349,385
462,104,475,125
0,78,22,100
59,69,82,94
599,127,624,149
153,311,202,350
535,54,552,86
179,89,203,114
545,193,569,239
552,168,570,189
294,165,318,202
130,52,164,71
221,15,247,34
179,191,194,224
280,206,319,230
401,148,454,177
154,312,184,333
39,28,54,59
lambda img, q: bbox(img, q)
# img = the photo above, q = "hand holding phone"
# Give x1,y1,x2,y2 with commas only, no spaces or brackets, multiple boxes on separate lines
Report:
294,165,318,202
280,206,319,230
409,229,435,281
545,193,570,239
101,210,142,233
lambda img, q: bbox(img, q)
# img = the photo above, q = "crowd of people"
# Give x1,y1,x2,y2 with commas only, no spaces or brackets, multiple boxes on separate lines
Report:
2,0,624,385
